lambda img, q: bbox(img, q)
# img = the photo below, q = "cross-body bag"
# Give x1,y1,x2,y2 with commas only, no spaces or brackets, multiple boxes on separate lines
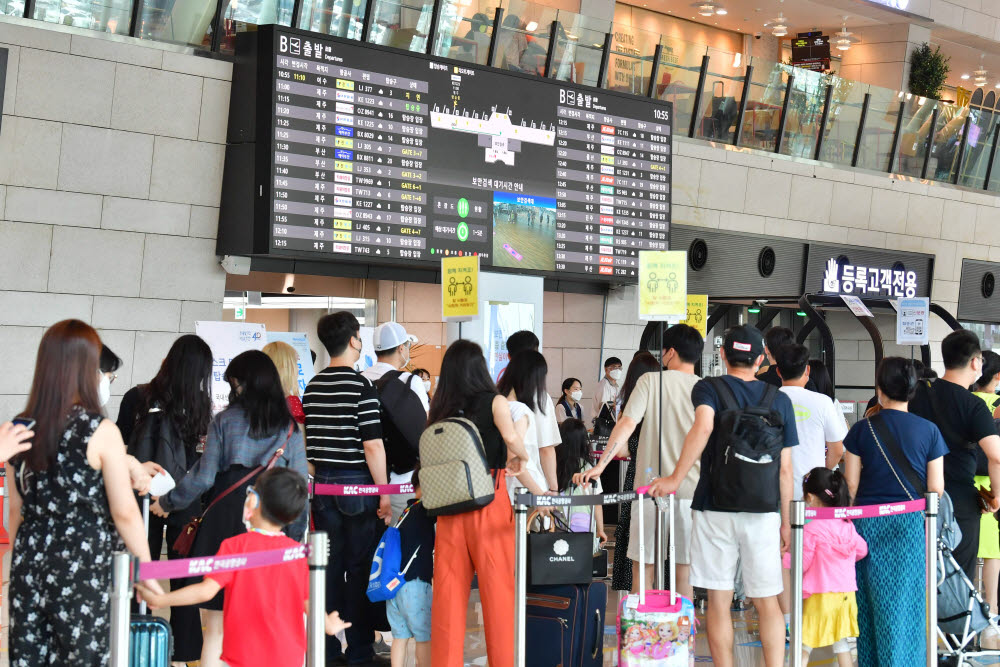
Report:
868,413,925,500
172,424,293,556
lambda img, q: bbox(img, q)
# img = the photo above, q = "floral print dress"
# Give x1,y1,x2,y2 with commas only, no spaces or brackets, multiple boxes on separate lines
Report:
9,408,119,666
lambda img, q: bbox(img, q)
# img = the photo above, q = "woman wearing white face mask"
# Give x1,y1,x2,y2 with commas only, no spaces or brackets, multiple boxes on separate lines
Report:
555,377,584,423
414,368,433,397
99,345,122,409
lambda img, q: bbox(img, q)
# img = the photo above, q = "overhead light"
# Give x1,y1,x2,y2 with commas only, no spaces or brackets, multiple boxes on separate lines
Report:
716,7,727,14
772,24,787,37
995,83,1000,88
975,55,988,87
961,74,970,80
767,0,787,37
833,17,853,52
748,306,761,314
699,4,714,16
695,1,726,16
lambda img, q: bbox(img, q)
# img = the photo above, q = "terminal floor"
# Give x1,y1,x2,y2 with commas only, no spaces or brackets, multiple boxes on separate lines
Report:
0,544,994,667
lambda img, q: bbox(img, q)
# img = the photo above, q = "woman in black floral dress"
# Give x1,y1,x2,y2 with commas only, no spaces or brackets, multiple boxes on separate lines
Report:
8,320,159,666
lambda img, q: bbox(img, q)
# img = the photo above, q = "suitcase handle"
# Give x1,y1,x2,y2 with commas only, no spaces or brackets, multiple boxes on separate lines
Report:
591,609,601,659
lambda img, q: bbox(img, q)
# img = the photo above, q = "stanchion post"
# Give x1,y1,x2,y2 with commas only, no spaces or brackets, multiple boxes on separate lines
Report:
926,492,939,667
654,496,665,591
109,552,131,667
307,531,329,667
514,487,528,667
790,500,805,667
667,494,675,596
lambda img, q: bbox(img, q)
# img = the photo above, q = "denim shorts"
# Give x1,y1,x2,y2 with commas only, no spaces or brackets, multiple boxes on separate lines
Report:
386,579,432,642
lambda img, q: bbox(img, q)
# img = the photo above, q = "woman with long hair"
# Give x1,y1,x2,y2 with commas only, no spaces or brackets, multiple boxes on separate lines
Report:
555,377,584,423
973,349,1000,637
497,350,552,496
609,351,660,591
263,340,306,424
127,333,214,665
151,350,308,667
427,340,529,667
8,319,162,666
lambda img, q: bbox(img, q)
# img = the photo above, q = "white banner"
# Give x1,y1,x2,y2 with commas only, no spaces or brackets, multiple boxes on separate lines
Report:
196,321,267,413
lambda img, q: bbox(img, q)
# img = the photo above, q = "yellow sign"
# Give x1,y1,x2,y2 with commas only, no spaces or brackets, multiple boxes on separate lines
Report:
638,250,687,321
442,255,479,322
679,295,709,338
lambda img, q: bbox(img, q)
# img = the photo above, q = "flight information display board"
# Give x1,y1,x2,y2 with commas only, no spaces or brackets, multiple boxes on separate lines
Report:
227,26,672,283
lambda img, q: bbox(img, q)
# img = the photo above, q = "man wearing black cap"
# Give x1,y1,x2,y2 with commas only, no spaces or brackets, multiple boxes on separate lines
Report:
650,324,798,667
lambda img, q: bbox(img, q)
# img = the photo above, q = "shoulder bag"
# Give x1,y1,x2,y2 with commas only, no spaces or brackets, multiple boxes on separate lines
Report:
172,424,293,557
867,413,926,501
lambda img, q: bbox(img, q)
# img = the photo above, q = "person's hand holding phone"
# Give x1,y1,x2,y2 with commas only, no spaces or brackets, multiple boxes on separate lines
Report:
0,419,34,463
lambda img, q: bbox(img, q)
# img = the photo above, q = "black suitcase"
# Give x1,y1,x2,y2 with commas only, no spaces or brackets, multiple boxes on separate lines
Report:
526,581,607,667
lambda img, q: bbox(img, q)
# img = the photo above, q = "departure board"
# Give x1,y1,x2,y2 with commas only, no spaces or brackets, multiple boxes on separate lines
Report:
223,26,672,283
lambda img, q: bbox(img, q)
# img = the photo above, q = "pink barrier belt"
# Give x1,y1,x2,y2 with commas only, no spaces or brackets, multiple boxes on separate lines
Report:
311,482,414,496
138,544,310,581
805,498,926,520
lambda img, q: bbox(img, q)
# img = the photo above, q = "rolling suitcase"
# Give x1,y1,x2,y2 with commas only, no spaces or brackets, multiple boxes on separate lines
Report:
131,495,173,667
526,581,607,667
617,491,697,667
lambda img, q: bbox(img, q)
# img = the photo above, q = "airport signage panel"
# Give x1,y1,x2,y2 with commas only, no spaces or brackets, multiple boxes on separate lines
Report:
821,257,918,299
223,26,673,284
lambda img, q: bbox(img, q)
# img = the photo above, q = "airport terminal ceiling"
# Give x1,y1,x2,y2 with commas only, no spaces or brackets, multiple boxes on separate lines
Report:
218,25,673,288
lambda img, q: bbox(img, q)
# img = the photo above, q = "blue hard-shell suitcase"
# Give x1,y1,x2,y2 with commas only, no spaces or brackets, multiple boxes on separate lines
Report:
526,581,607,667
130,615,172,667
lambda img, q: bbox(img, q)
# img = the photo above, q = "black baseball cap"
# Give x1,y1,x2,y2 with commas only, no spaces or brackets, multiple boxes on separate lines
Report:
723,325,764,365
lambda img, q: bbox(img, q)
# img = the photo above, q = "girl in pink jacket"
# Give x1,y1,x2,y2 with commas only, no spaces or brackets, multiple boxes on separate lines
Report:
783,467,868,667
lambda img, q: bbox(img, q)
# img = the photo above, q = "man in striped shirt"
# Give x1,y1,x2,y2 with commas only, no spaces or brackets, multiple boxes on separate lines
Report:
304,311,391,666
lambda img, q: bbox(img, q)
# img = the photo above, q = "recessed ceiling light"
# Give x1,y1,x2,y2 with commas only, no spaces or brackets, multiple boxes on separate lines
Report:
961,74,970,79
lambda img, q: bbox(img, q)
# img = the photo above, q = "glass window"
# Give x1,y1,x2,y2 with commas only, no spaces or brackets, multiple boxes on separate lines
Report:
817,78,867,166
296,0,367,39
367,0,433,52
895,97,938,179
0,0,25,16
217,0,295,52
855,86,902,172
958,107,998,189
137,0,218,46
692,47,744,144
778,66,825,159
927,105,969,183
430,0,499,64
32,0,131,34
545,11,608,87
736,57,787,152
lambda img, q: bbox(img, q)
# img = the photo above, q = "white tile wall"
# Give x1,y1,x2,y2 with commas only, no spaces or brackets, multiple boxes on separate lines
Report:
0,24,226,407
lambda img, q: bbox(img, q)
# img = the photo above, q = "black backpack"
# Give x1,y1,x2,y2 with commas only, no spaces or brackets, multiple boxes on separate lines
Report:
706,377,786,513
374,371,428,475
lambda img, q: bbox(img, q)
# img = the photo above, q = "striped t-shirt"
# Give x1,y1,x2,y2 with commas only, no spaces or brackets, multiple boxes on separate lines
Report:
303,366,383,471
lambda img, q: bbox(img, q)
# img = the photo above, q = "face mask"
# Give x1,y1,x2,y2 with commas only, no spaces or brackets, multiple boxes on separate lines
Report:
570,390,583,402
98,373,111,407
422,379,432,393
609,369,623,382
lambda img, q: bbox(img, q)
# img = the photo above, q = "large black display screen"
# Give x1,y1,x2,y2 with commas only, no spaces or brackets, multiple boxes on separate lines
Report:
222,26,672,283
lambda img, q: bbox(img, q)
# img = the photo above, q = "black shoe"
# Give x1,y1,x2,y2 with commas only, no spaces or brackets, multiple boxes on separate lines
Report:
373,638,392,655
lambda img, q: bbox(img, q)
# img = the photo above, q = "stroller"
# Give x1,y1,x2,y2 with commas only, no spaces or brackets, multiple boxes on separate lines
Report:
937,493,1000,665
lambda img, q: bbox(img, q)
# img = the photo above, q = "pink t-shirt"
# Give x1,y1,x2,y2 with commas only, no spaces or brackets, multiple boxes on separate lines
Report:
782,518,868,598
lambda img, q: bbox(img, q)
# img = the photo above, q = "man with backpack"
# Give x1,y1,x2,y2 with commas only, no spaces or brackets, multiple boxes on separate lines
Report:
362,322,430,522
650,324,798,667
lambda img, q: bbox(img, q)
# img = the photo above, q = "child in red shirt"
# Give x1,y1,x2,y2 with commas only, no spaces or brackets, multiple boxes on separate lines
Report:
139,468,349,667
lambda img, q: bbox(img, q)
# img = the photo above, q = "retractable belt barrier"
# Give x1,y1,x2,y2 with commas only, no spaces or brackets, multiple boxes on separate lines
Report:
787,494,938,667
109,532,331,667
311,482,414,496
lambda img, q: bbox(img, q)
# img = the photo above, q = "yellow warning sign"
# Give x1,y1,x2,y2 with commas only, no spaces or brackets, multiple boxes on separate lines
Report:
679,295,709,338
442,255,479,322
638,251,687,321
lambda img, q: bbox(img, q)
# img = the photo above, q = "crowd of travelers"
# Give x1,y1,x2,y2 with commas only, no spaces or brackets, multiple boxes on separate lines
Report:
4,312,1000,667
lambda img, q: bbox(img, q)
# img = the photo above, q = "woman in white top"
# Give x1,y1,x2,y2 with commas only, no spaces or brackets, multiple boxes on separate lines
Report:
497,351,553,497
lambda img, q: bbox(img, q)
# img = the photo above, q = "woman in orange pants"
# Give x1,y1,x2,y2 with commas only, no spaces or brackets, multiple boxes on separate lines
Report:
427,340,530,667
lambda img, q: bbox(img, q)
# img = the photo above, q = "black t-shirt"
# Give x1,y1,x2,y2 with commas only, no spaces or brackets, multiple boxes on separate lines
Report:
909,379,997,489
397,499,436,583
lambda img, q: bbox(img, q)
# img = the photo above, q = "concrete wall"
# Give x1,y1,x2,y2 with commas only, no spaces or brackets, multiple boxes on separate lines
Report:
0,19,228,420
